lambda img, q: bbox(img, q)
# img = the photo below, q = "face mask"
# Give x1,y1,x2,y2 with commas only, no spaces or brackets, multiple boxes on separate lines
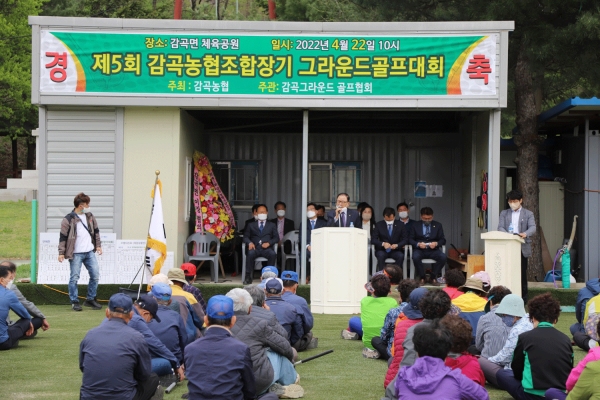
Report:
423,221,431,226
386,220,394,226
257,213,268,221
399,211,408,219
509,202,521,211
276,210,286,217
307,210,316,219
362,213,372,220
337,206,348,213
501,315,516,327
82,207,90,213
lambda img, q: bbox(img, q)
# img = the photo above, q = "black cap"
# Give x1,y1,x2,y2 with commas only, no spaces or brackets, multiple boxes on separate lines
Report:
136,294,161,323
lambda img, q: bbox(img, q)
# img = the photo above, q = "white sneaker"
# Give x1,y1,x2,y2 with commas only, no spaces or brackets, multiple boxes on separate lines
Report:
362,347,380,359
269,383,305,399
590,339,599,349
341,329,359,340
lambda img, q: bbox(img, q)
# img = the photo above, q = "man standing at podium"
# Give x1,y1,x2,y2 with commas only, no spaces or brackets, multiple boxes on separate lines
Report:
497,190,536,302
326,193,359,228
243,204,279,285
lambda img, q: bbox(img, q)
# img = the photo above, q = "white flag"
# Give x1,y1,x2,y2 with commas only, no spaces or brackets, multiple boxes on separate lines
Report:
146,179,167,275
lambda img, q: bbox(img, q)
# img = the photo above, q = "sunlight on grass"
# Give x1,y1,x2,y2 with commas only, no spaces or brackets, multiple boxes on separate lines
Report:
0,200,32,259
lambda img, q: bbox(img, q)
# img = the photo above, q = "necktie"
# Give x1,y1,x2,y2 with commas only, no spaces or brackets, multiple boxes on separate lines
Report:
426,225,431,237
259,222,264,232
311,220,315,230
388,224,393,237
341,212,346,227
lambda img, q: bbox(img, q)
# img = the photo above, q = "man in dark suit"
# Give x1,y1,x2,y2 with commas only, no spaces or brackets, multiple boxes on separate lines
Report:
243,204,279,285
315,205,327,222
372,207,408,272
497,190,536,302
240,204,260,234
326,193,360,228
397,202,416,233
299,203,327,260
409,207,447,286
270,201,295,262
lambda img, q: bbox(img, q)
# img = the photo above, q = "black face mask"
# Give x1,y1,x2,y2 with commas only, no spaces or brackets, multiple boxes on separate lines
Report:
423,221,431,226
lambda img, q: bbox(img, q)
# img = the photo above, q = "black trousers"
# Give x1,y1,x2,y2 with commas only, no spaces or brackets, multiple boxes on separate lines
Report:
412,248,447,280
371,337,391,361
0,317,44,351
132,373,159,400
521,254,529,304
375,249,404,272
245,247,277,280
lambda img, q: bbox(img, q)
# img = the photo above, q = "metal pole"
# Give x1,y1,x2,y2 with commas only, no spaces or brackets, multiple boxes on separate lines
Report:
30,190,38,283
216,0,219,20
300,111,309,284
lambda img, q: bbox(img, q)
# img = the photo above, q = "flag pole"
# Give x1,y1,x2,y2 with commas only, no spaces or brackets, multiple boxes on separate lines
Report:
137,170,160,299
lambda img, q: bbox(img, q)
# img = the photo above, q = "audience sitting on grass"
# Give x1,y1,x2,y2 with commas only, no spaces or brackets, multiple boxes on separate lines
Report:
496,293,573,400
1,261,49,339
79,293,160,400
0,265,42,350
571,286,600,352
227,288,304,399
184,295,259,400
478,294,533,387
384,287,428,388
376,278,420,361
244,284,290,341
180,263,207,313
167,268,205,320
392,320,490,400
281,271,317,351
442,268,466,300
472,271,492,293
365,264,403,303
343,274,397,359
440,314,485,386
258,266,279,289
451,277,488,312
470,285,512,358
264,278,303,347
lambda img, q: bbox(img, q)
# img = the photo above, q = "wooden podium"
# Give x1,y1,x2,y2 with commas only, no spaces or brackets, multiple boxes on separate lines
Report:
310,227,368,314
481,231,525,298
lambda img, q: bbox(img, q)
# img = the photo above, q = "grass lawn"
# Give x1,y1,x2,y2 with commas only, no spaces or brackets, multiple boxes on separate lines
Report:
1,306,586,400
0,200,32,259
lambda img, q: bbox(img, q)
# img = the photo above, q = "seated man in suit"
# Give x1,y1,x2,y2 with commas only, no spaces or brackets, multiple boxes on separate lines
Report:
396,202,416,232
326,193,359,228
315,205,327,222
241,204,260,234
372,207,408,272
270,201,295,266
409,207,447,286
243,204,279,285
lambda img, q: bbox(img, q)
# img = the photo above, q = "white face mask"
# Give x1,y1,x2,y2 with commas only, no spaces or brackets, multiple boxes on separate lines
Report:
509,202,521,211
257,213,268,221
307,210,316,219
386,220,394,226
82,207,90,213
399,211,408,219
276,210,286,217
362,213,372,221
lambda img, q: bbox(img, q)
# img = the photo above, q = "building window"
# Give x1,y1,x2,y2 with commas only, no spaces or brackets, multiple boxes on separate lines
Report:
213,161,259,206
309,162,361,208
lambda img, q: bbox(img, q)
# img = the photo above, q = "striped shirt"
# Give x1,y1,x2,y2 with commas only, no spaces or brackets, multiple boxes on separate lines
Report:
487,313,533,369
475,304,511,359
183,284,207,313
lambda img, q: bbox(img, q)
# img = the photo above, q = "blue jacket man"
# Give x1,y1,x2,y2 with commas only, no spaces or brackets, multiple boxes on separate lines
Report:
372,207,409,271
243,204,279,285
281,271,316,351
148,283,188,365
264,278,304,346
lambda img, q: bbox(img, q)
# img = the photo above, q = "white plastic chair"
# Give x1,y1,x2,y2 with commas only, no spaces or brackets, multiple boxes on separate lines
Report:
406,244,447,280
281,230,299,272
242,242,279,281
183,232,221,283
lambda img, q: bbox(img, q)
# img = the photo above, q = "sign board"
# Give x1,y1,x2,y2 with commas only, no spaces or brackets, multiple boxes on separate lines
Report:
40,31,497,98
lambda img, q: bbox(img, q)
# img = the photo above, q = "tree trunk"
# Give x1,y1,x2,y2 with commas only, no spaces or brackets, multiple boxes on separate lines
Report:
513,38,545,282
11,138,18,178
27,136,36,170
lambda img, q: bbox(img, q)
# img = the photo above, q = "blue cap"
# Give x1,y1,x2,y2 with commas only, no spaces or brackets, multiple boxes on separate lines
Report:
261,266,279,277
265,278,283,294
207,295,234,319
150,283,172,301
281,271,298,283
403,288,428,320
108,293,133,314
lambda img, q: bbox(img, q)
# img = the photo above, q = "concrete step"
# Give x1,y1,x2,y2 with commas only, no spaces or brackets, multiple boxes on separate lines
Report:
7,178,38,190
21,170,38,179
0,188,34,201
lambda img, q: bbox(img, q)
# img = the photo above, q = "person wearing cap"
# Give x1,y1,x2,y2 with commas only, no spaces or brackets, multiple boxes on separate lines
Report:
452,277,488,312
264,278,303,346
125,294,185,382
243,204,279,285
79,293,159,400
472,286,512,358
281,271,316,351
244,285,290,341
227,289,303,399
478,293,533,387
496,293,573,400
180,263,207,314
148,283,189,364
168,268,205,325
257,266,279,290
185,295,257,400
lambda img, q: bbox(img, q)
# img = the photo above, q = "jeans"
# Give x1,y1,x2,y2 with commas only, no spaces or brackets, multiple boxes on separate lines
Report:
348,316,363,337
68,251,100,303
151,358,173,376
265,349,298,393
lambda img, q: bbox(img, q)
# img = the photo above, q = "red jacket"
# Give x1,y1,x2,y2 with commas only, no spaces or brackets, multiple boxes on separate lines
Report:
444,353,485,386
443,287,462,300
384,317,423,387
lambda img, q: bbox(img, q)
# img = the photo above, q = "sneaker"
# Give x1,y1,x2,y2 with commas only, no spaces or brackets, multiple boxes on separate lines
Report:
341,329,359,340
83,299,102,310
181,393,189,399
294,373,300,385
269,383,304,399
72,302,83,311
307,337,319,349
590,339,599,349
362,347,380,359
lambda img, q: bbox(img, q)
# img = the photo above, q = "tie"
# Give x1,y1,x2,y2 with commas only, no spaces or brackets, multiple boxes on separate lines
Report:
426,225,431,237
341,212,346,227
259,222,264,232
388,224,393,237
311,220,315,230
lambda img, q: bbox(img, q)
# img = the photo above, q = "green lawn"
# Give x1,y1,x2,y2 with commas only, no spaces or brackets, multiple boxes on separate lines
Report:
0,306,585,400
0,200,32,259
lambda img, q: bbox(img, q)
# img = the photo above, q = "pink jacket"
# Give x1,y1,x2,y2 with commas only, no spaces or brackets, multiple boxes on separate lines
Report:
566,347,600,391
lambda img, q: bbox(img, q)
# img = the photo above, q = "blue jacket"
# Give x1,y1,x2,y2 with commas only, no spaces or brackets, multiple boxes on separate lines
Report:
185,326,255,400
148,305,188,364
0,285,31,343
282,291,313,333
266,295,304,345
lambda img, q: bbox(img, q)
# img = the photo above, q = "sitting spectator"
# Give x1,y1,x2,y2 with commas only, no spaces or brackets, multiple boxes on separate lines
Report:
384,287,428,388
472,271,492,293
315,204,327,221
496,293,573,399
443,269,466,300
409,207,447,286
356,204,376,240
147,283,188,364
452,277,488,312
393,320,489,400
185,295,257,400
572,292,600,352
244,204,279,285
79,293,159,400
245,284,290,342
258,266,279,289
227,289,303,399
472,286,512,358
571,277,600,351
396,202,415,232
0,265,41,350
365,264,403,303
167,268,205,332
440,315,485,385
343,274,397,359
372,207,408,271
479,294,533,387
180,263,207,313
1,261,49,338
281,271,317,351
264,278,303,346
376,278,420,361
